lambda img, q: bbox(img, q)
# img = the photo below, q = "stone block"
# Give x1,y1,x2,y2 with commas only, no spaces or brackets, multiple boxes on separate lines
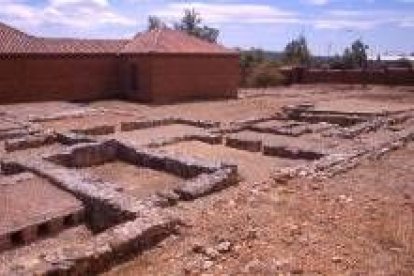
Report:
56,132,93,145
72,125,115,136
0,234,11,251
5,134,56,152
263,144,324,160
21,225,38,243
226,137,262,152
192,134,223,145
121,120,153,132
176,168,238,200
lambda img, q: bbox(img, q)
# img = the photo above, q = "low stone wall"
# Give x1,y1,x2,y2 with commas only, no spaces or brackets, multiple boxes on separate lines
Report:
248,121,333,137
263,143,326,160
0,137,240,275
56,132,94,145
120,117,220,132
4,132,57,152
71,124,116,136
273,124,414,181
0,127,39,141
5,139,238,229
144,133,223,148
290,111,369,127
116,141,231,179
0,208,84,252
225,136,262,152
176,168,238,200
323,118,389,139
1,210,179,275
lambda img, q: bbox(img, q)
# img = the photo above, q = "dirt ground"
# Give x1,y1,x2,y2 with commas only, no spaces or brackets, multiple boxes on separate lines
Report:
0,173,83,234
78,161,184,200
160,141,305,182
0,85,413,124
106,124,206,147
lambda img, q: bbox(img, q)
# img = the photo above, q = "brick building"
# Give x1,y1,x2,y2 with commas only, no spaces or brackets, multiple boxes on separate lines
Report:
0,22,240,103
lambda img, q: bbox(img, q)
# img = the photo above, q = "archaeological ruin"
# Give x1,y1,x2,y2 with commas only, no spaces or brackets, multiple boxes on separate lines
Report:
0,85,413,274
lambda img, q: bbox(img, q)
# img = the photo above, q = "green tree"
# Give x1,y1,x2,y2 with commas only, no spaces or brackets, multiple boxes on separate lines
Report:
283,35,311,66
147,16,166,31
342,39,369,69
174,9,219,43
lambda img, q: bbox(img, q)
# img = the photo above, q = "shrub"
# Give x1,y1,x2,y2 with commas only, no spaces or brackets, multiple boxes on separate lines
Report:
245,62,287,88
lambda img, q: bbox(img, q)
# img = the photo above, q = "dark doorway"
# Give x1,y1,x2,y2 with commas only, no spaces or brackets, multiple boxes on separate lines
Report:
130,64,139,91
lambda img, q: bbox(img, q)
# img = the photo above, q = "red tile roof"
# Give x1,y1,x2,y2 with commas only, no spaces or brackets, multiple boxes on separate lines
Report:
0,22,34,53
0,23,127,54
121,28,235,55
33,38,127,54
0,22,236,55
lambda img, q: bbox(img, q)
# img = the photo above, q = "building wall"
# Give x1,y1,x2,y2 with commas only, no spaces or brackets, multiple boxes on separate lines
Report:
0,55,121,103
0,54,241,104
284,68,414,86
121,55,153,102
148,54,240,103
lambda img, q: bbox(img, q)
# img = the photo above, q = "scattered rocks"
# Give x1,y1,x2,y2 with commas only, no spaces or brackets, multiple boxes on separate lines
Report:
202,260,214,270
332,256,343,263
216,241,232,253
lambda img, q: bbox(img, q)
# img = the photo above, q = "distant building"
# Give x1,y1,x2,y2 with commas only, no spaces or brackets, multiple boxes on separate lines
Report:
0,22,240,103
369,55,414,70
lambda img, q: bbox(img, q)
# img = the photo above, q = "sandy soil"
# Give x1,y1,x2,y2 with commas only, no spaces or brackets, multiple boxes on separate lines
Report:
0,173,83,234
160,141,305,182
105,144,414,276
39,112,140,132
86,85,414,124
0,102,91,122
106,124,206,147
78,161,184,200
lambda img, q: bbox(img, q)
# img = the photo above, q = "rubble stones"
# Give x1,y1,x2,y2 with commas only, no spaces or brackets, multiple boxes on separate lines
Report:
5,133,56,152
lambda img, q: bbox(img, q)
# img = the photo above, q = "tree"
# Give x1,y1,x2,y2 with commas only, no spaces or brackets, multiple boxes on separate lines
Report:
329,54,346,70
342,39,369,69
283,35,311,66
174,9,219,43
147,16,166,31
240,48,265,69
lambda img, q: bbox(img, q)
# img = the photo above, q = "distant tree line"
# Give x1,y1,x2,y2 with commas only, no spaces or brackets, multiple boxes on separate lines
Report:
329,39,369,70
148,9,219,43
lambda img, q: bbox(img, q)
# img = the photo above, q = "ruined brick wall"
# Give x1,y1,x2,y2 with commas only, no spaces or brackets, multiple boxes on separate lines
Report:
287,68,414,86
149,54,240,103
0,55,121,103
